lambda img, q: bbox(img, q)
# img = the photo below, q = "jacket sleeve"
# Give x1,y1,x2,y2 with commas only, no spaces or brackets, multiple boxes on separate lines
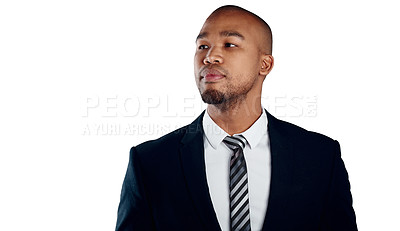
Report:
320,141,358,231
116,147,155,231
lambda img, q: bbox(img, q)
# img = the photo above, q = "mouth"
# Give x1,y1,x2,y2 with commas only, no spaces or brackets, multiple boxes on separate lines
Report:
200,68,226,82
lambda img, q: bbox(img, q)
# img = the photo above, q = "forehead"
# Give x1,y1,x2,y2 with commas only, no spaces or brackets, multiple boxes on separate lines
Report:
199,11,261,40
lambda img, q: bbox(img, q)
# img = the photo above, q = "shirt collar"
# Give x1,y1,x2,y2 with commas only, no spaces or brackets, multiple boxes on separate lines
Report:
202,110,229,149
202,108,268,150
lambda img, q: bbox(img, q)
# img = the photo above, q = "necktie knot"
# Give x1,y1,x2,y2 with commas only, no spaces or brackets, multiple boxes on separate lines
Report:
223,135,247,152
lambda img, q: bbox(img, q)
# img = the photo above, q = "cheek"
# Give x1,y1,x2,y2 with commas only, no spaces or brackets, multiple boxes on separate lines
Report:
194,57,200,75
244,55,260,74
194,53,204,66
230,58,258,77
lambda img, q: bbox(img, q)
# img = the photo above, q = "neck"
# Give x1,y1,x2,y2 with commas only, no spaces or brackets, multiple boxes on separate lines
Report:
207,96,262,136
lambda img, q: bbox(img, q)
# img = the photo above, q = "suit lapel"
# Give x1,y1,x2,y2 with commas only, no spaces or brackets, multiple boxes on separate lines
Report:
262,110,295,230
180,111,222,231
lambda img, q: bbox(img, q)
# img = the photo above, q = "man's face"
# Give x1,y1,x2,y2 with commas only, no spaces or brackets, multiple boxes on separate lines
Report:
194,11,266,106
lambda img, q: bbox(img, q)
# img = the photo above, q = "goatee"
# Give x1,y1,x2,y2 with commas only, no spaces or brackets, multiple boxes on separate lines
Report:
201,89,226,104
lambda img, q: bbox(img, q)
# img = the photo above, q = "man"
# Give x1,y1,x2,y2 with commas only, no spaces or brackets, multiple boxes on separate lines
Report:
116,5,357,231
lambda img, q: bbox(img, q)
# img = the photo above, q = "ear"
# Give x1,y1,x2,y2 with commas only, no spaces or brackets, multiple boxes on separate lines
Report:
260,54,274,76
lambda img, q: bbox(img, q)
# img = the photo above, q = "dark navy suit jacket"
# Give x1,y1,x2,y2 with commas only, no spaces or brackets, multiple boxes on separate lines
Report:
116,110,357,230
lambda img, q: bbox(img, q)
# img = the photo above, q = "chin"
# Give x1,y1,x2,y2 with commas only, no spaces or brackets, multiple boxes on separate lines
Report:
201,89,225,105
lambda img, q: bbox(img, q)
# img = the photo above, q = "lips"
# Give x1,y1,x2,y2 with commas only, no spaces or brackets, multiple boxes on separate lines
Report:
201,68,225,82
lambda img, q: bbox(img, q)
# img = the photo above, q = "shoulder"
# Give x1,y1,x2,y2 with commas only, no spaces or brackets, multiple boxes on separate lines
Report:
133,112,204,154
129,112,204,168
281,118,335,142
132,124,189,157
267,112,342,174
126,125,190,172
267,111,339,150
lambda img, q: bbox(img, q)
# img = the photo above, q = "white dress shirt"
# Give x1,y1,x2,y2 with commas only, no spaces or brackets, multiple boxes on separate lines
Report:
202,109,271,231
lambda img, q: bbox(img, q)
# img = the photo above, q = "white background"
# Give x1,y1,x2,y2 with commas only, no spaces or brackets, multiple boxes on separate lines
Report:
1,0,399,230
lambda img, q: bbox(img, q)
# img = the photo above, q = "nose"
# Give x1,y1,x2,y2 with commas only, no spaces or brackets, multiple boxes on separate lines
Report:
203,48,223,65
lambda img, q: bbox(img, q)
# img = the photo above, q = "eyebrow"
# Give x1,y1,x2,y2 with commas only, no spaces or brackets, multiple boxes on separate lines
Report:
196,30,245,41
196,32,208,41
220,30,245,40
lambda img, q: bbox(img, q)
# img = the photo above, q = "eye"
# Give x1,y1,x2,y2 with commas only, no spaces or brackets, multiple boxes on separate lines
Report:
225,43,237,48
198,45,209,50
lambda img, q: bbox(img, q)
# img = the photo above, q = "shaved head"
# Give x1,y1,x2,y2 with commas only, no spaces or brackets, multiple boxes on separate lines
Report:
207,5,273,54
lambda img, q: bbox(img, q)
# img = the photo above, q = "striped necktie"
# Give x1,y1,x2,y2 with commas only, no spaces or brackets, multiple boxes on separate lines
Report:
223,135,251,231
